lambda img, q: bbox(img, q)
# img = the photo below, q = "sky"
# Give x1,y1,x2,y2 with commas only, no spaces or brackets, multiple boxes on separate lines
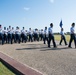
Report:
0,0,76,32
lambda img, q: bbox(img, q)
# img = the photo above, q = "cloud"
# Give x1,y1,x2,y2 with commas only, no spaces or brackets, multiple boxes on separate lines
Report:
24,7,30,11
50,0,54,3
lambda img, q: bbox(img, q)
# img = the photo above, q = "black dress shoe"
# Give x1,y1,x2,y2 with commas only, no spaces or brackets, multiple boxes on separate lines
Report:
48,46,50,48
54,46,57,48
65,44,68,45
59,44,62,45
68,46,72,48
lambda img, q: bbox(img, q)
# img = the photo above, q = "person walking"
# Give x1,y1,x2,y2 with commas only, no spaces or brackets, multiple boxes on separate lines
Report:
21,27,27,43
0,25,4,45
68,23,76,48
3,27,8,43
48,23,57,48
43,27,48,44
59,28,67,45
15,26,21,43
28,28,33,42
7,26,12,44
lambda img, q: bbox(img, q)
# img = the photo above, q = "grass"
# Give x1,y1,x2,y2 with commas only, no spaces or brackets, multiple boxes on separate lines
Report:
54,35,70,41
0,62,15,75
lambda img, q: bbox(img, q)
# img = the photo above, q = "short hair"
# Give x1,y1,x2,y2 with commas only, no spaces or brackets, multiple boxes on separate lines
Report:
0,25,2,27
9,26,11,27
45,27,47,28
29,28,31,29
72,22,75,26
23,27,24,28
50,23,53,27
16,26,19,29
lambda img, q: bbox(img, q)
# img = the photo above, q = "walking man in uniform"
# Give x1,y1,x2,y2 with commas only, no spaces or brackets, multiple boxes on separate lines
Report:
0,25,4,45
48,23,57,48
15,26,21,43
59,28,67,45
28,28,33,42
21,27,27,43
3,27,8,43
68,23,76,48
43,27,48,44
7,26,12,44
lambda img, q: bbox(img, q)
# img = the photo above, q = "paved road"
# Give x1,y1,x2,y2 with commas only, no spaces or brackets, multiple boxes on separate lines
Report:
0,41,76,75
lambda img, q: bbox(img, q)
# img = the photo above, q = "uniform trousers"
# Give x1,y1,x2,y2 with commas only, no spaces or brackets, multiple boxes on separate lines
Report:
4,34,7,43
0,33,4,45
15,34,21,43
29,34,33,42
59,35,67,45
34,33,39,41
8,34,12,44
43,34,48,44
68,34,76,48
48,34,56,47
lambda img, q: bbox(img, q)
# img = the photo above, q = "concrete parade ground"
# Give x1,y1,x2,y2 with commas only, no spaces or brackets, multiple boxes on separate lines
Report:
0,41,76,75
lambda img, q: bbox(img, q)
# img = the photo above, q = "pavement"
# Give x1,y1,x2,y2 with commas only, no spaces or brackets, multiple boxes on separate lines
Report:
0,41,76,75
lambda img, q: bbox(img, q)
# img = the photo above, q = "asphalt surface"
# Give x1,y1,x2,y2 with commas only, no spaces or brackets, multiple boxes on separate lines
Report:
0,41,76,75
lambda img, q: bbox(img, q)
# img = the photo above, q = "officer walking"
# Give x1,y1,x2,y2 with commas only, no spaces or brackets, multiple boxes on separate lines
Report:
40,29,44,41
21,27,25,43
33,29,39,41
21,27,27,43
59,28,67,45
0,25,4,45
68,23,76,48
3,27,8,43
15,26,21,43
11,27,16,43
28,28,33,42
43,27,48,44
48,23,57,48
7,26,12,44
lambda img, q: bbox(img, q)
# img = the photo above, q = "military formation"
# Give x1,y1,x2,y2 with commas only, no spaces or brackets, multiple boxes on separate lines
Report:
0,22,76,48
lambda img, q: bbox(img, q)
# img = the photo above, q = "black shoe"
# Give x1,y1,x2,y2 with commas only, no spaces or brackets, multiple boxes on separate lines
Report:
59,44,62,45
48,46,50,48
65,43,68,45
2,43,4,45
54,46,57,48
68,46,72,48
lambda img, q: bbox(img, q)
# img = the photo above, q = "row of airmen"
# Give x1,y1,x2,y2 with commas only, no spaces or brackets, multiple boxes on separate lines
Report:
0,23,76,48
0,25,48,45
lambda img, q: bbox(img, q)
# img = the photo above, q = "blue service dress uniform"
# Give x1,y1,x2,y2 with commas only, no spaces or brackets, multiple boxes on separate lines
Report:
48,26,56,48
